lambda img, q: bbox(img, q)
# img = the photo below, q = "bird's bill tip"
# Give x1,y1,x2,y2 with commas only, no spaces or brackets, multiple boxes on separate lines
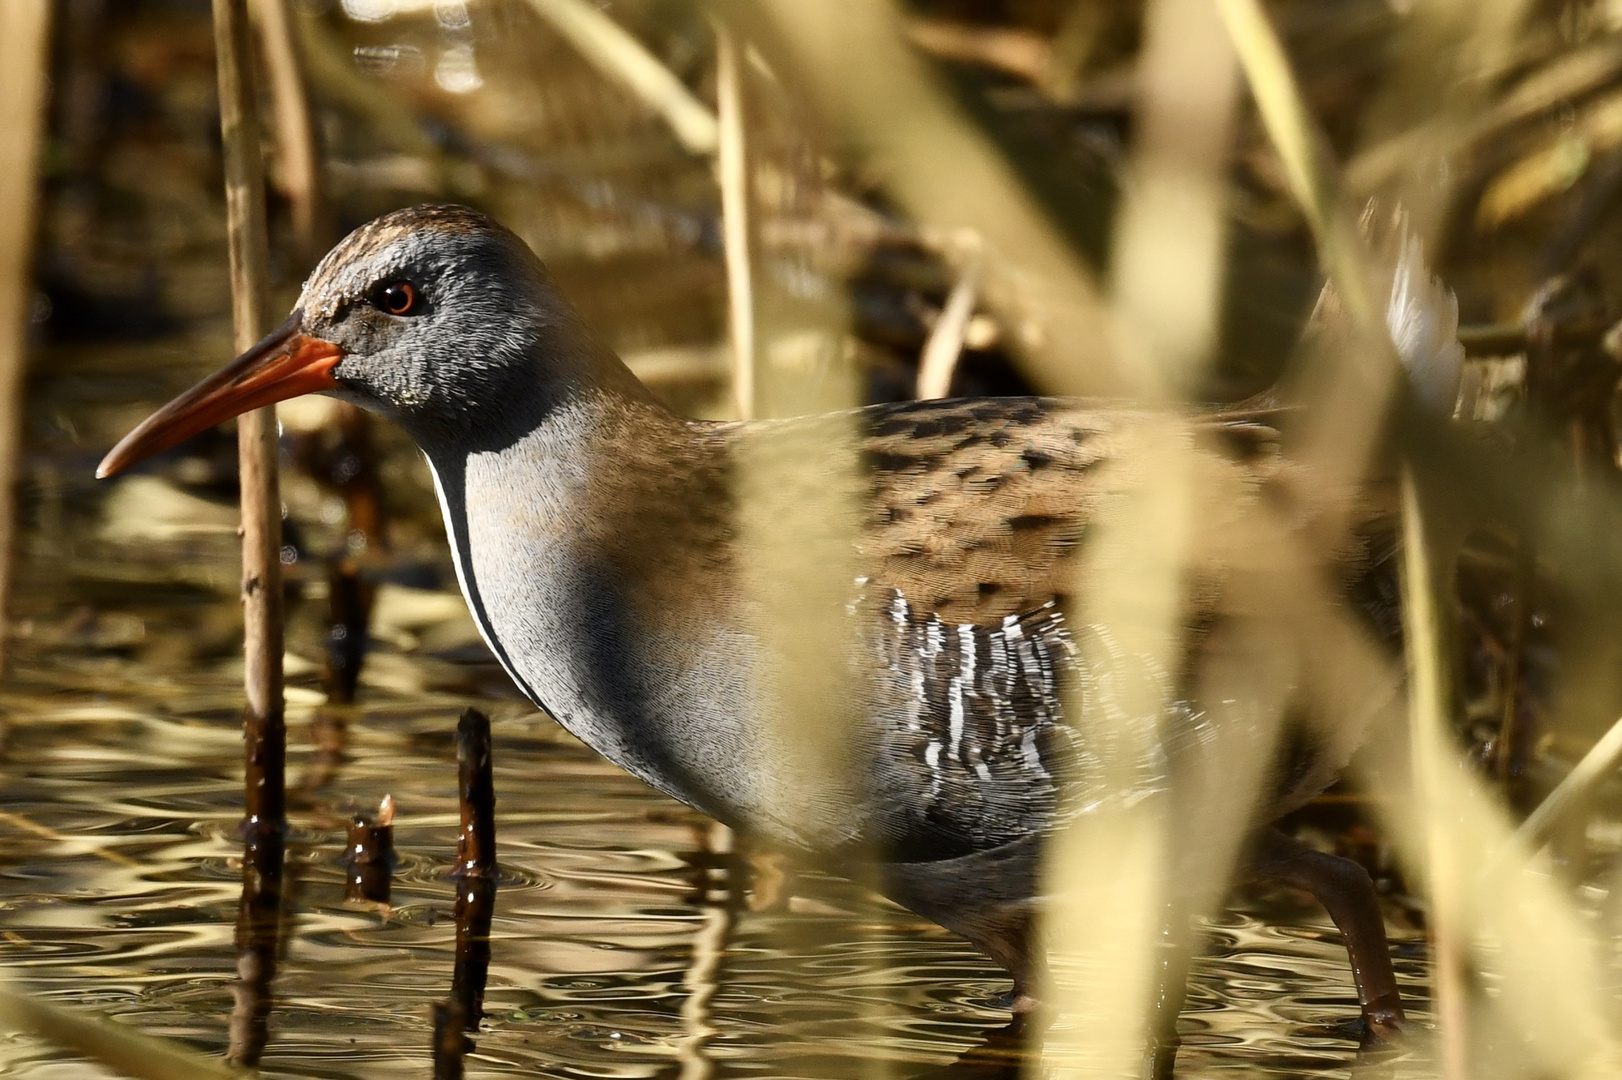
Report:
96,310,344,479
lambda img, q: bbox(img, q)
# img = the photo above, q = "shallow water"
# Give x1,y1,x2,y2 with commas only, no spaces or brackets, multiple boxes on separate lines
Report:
0,683,1432,1079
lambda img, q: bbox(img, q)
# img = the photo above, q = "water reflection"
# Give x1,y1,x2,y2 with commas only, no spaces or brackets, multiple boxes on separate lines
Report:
434,874,496,1078
434,707,499,1077
226,825,284,1068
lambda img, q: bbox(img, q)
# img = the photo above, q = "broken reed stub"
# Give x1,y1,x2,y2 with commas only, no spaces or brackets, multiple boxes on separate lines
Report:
344,793,397,904
455,707,497,879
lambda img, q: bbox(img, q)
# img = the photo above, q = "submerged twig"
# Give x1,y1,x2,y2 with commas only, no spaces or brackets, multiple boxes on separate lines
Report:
212,8,291,1058
344,794,396,905
227,827,284,1068
431,999,472,1080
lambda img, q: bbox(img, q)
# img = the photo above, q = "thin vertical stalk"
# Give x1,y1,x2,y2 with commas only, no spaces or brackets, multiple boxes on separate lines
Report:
254,0,385,710
716,27,757,420
252,0,328,264
445,708,498,1058
521,0,718,154
1400,470,1468,1080
454,708,498,879
0,0,52,673
1112,0,1238,396
916,255,980,400
1496,542,1534,798
212,0,286,835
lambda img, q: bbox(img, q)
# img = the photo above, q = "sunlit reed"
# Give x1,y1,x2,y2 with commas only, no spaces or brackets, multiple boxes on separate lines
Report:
0,0,52,675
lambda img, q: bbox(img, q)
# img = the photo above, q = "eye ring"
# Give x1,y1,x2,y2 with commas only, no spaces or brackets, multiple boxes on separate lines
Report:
374,281,420,317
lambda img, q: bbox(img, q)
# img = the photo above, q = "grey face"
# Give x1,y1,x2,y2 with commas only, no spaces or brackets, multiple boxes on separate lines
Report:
298,205,565,430
95,204,624,480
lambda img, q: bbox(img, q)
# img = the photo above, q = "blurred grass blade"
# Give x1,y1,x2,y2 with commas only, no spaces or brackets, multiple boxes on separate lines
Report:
915,254,980,399
521,0,718,154
1216,0,1405,553
1514,711,1622,853
0,0,51,674
0,983,244,1080
1399,471,1622,1079
1400,469,1469,1080
1212,0,1335,242
715,24,756,419
1110,0,1239,396
1214,0,1378,335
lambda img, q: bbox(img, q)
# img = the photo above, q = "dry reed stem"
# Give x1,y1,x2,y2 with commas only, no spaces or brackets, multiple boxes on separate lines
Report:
455,708,497,878
1216,0,1403,560
1109,0,1239,396
0,0,52,673
520,0,719,155
1514,711,1622,854
715,0,1129,398
0,983,245,1080
212,0,286,833
715,26,757,420
1400,472,1469,1080
915,254,980,400
1043,3,1242,1072
251,0,328,262
1388,472,1622,1079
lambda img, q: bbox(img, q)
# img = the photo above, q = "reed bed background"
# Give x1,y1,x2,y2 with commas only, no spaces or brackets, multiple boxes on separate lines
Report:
4,1,1622,1078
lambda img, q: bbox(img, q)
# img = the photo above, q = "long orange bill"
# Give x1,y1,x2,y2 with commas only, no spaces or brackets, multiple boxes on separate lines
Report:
96,309,345,479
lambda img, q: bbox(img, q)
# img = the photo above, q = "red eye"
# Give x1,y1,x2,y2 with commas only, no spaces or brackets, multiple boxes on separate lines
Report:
377,281,419,316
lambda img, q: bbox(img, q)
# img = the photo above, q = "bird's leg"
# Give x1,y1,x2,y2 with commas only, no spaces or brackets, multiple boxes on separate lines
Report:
1248,828,1406,1045
976,912,1043,1016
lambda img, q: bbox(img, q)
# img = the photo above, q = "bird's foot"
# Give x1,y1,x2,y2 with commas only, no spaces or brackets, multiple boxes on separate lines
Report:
992,984,1051,1034
1354,995,1408,1078
1358,994,1406,1050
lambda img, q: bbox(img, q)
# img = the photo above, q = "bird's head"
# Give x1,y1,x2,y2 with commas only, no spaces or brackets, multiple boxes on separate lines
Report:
98,204,614,478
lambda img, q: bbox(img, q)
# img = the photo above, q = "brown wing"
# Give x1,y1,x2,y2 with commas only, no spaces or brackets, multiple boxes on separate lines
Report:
853,397,1289,626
